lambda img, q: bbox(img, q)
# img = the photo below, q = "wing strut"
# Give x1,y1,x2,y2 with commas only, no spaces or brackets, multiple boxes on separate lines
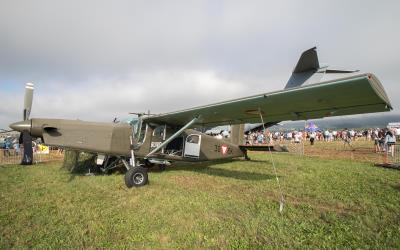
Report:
259,108,285,213
145,116,199,158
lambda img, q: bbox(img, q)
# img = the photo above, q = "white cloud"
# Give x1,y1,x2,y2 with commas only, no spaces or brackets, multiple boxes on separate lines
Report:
0,0,399,128
1,70,252,127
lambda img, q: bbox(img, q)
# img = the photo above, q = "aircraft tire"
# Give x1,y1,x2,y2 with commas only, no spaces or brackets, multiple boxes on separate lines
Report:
124,167,149,188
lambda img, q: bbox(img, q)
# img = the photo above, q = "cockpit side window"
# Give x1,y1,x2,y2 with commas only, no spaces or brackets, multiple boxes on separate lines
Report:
152,125,165,138
138,123,147,143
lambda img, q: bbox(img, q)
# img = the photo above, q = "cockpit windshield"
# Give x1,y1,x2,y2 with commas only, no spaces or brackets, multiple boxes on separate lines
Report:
123,117,146,143
123,117,141,138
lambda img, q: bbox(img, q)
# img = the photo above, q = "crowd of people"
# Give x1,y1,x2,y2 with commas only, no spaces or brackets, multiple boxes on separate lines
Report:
1,137,20,156
1,136,56,156
245,127,399,156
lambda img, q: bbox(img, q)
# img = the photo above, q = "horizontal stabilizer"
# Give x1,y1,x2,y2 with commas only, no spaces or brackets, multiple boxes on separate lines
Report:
325,69,359,74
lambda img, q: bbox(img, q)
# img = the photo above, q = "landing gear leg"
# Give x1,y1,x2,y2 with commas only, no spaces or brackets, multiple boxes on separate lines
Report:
99,156,122,175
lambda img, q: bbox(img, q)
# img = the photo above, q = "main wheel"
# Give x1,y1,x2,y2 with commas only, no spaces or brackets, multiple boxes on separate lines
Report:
124,167,149,188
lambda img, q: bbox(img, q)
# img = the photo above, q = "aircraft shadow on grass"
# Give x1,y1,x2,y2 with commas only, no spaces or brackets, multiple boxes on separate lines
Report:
165,159,278,181
65,158,277,182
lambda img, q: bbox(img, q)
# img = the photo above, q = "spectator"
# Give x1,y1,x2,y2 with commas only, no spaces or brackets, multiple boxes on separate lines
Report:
286,132,292,142
385,130,396,157
309,132,316,145
395,127,400,141
349,129,355,140
4,140,11,156
328,131,333,142
324,130,329,141
378,129,385,152
257,132,264,144
372,130,380,153
294,132,301,143
14,143,20,156
332,130,337,140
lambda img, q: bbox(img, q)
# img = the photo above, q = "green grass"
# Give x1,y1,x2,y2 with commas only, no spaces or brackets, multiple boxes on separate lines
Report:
1,152,400,249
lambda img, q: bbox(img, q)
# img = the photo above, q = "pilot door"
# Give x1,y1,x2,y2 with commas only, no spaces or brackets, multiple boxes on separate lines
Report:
184,134,201,158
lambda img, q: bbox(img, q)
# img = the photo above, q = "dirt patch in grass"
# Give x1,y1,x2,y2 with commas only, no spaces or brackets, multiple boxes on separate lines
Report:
265,140,387,163
305,144,381,163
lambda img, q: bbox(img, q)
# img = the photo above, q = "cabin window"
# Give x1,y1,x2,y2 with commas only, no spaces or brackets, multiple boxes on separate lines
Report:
152,125,165,138
186,134,200,144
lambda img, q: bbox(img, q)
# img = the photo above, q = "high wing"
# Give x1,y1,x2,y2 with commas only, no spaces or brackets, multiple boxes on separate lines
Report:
144,73,392,127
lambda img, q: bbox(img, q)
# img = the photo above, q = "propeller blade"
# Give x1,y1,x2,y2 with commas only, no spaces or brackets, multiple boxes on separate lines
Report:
19,132,23,144
23,83,34,120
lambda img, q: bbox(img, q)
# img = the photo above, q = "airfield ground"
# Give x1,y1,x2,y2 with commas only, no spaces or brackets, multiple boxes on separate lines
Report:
1,141,400,249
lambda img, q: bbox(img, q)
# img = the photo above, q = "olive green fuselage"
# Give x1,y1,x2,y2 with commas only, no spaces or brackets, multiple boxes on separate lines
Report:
29,118,245,162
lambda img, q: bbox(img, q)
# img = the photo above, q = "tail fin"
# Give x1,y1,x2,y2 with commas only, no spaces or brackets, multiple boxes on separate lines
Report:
285,47,358,89
230,124,245,145
292,46,320,73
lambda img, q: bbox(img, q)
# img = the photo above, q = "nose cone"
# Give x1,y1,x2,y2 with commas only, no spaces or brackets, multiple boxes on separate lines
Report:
10,120,31,132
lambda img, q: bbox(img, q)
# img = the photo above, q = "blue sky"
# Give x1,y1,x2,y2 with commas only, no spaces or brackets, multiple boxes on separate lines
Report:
0,0,399,128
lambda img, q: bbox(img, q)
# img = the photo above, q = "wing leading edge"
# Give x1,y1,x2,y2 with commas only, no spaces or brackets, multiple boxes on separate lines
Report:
145,73,392,127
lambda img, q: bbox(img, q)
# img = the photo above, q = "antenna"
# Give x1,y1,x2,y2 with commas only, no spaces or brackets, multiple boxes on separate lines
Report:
129,111,159,117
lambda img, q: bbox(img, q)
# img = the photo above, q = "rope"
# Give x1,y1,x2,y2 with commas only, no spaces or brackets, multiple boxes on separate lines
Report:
259,108,285,213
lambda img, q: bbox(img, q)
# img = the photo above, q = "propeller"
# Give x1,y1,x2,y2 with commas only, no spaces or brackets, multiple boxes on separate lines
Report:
19,83,34,165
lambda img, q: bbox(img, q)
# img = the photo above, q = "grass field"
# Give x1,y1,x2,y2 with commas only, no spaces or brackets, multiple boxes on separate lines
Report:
1,145,400,249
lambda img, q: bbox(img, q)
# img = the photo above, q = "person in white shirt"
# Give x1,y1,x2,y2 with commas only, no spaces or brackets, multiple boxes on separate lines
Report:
385,130,396,157
349,130,355,139
395,127,400,140
324,130,329,141
332,130,337,140
286,132,292,142
328,131,333,142
294,132,300,143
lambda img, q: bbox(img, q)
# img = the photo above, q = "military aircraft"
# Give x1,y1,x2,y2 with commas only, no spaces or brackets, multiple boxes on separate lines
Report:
9,47,392,187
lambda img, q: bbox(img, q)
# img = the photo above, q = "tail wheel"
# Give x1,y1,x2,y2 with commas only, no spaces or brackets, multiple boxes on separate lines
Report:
124,167,149,188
